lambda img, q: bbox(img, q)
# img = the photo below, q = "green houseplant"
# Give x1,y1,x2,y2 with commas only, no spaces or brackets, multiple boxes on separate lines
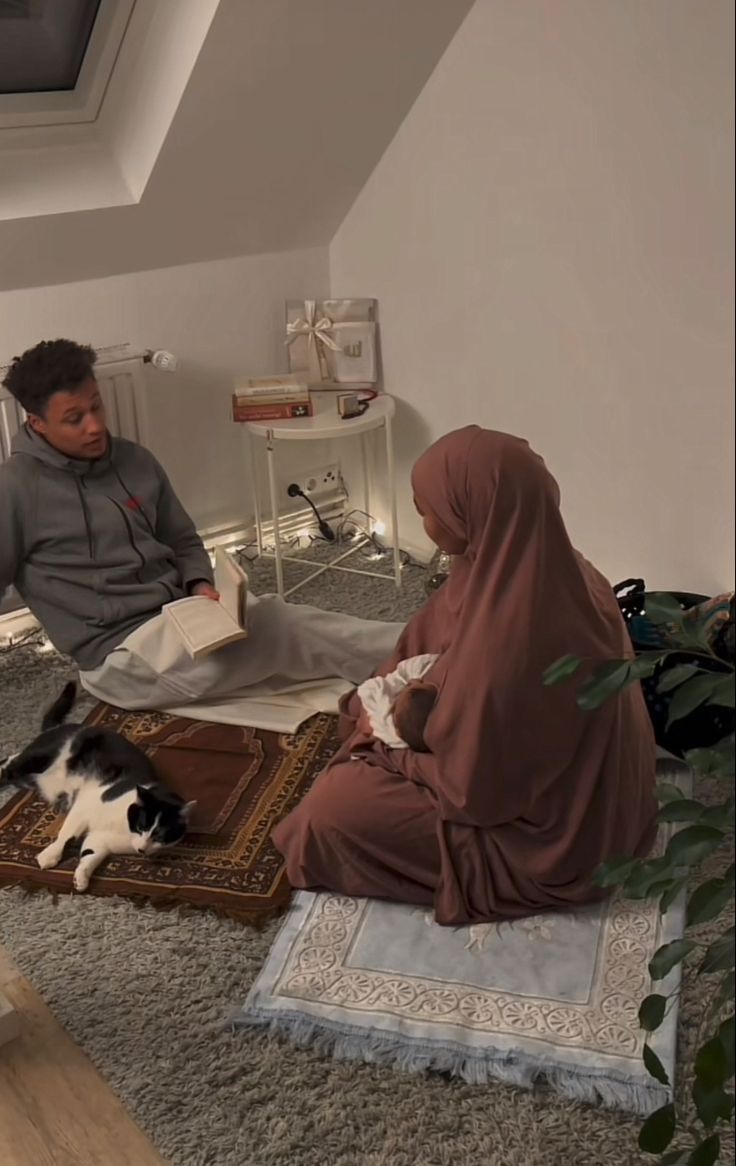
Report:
544,593,734,1166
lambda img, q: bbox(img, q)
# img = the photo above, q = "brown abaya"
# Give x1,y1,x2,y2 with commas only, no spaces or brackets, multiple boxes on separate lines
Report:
273,427,656,924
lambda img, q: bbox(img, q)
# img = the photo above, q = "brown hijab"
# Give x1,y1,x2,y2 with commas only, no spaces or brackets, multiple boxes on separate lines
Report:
401,427,656,839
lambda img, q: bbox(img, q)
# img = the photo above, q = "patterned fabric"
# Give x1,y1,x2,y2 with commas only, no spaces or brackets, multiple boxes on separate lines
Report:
0,705,340,922
240,769,688,1115
683,592,735,658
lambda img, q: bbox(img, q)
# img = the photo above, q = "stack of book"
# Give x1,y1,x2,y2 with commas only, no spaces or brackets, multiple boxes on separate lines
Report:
232,375,313,422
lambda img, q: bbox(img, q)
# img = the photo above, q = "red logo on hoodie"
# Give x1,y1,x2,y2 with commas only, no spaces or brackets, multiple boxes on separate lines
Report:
126,497,142,511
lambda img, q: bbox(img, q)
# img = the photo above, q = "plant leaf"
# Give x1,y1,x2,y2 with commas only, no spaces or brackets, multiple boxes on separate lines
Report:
692,1079,733,1129
656,782,687,803
646,594,685,627
625,858,677,900
666,825,725,868
686,879,735,928
700,800,735,828
638,1102,676,1152
577,661,631,711
656,799,706,823
700,930,736,976
639,993,668,1031
719,1015,734,1080
685,736,735,779
643,1042,670,1085
660,878,687,915
695,1037,729,1089
667,675,728,729
629,653,664,681
594,856,638,888
543,654,582,687
687,1134,721,1166
707,674,735,710
649,940,696,981
639,880,680,901
658,663,700,693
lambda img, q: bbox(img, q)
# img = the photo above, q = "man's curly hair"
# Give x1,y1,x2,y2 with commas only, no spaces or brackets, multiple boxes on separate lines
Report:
2,339,97,416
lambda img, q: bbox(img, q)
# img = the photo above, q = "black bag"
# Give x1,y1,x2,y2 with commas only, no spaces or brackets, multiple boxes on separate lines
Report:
613,580,734,759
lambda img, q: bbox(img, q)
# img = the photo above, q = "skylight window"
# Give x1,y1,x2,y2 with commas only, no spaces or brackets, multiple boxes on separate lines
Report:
0,0,134,130
0,0,218,221
0,0,101,95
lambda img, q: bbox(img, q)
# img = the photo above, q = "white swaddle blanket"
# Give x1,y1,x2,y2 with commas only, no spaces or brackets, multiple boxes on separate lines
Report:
356,653,438,748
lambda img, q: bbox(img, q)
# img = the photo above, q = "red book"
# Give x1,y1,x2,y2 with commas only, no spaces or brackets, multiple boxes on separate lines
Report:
232,399,313,422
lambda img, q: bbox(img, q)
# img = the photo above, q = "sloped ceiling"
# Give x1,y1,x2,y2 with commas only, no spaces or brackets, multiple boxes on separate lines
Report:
0,0,473,290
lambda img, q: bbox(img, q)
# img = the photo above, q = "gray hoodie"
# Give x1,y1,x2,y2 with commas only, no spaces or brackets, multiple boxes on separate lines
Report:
0,425,214,670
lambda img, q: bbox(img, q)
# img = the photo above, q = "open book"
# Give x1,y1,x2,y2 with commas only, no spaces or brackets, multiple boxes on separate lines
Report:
163,546,248,659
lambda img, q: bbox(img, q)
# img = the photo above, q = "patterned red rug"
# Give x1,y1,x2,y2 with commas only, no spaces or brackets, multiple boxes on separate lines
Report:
0,705,338,923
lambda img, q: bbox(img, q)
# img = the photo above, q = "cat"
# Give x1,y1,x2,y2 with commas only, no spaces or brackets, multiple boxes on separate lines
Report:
0,681,195,892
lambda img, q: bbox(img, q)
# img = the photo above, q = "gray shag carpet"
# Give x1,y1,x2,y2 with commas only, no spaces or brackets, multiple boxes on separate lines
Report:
0,547,733,1166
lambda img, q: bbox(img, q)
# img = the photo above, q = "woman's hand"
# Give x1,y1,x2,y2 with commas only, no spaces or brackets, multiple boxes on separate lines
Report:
337,687,360,742
356,705,373,738
191,581,220,601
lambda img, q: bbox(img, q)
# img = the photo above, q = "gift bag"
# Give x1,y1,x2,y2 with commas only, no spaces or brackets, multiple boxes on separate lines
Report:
285,298,377,388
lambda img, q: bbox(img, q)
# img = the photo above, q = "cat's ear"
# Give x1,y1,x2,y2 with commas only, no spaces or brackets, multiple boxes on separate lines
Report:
182,800,197,820
135,785,153,804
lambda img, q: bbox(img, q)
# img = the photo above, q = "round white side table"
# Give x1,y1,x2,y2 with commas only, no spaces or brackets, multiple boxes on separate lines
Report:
243,393,401,597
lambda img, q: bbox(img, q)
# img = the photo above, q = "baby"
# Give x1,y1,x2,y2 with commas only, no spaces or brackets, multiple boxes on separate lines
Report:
356,654,438,751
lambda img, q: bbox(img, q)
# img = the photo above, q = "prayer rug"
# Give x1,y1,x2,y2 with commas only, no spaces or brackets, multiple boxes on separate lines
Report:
238,765,689,1112
0,705,339,924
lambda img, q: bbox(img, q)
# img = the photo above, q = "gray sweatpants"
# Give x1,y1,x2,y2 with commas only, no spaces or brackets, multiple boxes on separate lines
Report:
80,591,403,732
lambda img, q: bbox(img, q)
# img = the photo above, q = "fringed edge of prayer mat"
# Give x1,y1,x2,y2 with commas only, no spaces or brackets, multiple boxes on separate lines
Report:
232,1007,671,1116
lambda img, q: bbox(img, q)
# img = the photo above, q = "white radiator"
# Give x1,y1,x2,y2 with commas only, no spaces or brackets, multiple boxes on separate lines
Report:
1,356,149,622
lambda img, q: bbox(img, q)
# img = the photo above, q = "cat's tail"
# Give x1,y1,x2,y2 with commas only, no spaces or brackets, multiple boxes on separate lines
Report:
41,681,78,731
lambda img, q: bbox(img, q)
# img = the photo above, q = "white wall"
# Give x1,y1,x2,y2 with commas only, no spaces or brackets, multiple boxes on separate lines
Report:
331,0,735,594
0,247,329,531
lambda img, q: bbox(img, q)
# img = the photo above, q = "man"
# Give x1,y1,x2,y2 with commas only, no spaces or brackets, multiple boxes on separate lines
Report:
0,340,401,720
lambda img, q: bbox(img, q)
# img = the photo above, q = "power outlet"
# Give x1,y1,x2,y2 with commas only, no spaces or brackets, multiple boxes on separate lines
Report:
291,463,342,498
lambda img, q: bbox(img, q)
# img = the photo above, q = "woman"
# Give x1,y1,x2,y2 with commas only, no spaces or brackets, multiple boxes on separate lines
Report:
273,427,656,925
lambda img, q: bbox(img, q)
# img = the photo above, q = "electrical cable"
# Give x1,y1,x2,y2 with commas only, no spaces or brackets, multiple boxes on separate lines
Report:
286,484,336,541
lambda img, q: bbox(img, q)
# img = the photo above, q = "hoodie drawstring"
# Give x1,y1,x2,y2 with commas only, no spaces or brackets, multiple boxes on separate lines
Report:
111,465,156,538
73,476,95,559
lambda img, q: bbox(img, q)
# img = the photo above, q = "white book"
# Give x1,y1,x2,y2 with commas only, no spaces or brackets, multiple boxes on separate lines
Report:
235,375,309,399
234,388,310,403
163,547,248,659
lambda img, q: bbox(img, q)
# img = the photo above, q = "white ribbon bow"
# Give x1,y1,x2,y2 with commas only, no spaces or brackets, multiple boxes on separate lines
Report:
285,299,343,354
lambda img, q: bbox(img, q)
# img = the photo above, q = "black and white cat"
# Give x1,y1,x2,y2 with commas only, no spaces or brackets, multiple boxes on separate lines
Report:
0,682,194,892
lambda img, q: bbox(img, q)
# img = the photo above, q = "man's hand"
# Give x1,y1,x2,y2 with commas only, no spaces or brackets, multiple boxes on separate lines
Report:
190,581,220,601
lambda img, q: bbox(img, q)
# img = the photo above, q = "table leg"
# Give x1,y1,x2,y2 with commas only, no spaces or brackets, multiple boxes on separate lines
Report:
361,432,371,521
384,416,402,591
246,429,264,556
266,431,284,597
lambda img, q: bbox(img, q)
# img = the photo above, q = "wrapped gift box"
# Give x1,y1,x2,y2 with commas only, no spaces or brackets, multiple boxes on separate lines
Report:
285,298,378,388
